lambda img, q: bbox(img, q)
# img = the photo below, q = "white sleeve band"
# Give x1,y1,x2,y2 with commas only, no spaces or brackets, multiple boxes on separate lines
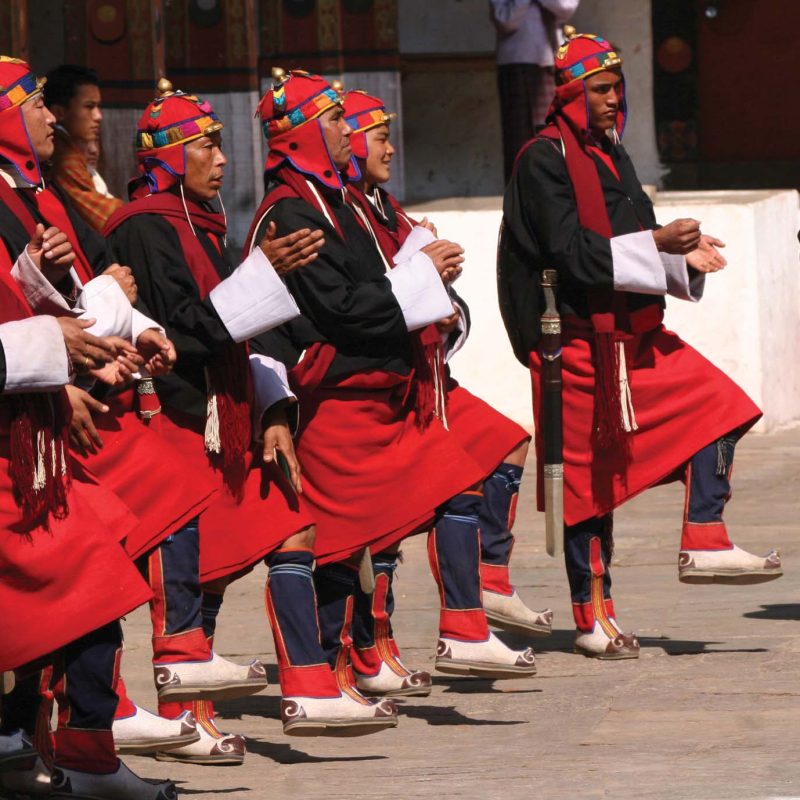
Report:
386,251,454,332
442,299,468,363
392,225,437,265
77,275,133,340
132,308,165,343
10,248,73,314
662,253,705,302
0,316,70,393
208,247,300,343
610,230,668,295
249,354,298,439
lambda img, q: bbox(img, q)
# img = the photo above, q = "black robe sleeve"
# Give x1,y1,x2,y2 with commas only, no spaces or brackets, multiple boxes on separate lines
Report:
260,198,410,349
107,214,233,370
503,138,615,293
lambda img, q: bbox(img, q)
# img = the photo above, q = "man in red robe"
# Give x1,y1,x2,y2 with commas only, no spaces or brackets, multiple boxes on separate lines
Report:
336,88,554,697
498,28,781,659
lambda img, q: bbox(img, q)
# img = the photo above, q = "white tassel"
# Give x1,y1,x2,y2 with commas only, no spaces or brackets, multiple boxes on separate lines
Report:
204,368,221,454
434,349,449,431
33,430,47,491
617,341,638,433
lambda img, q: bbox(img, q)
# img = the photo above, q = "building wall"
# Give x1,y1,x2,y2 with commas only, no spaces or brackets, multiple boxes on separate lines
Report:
398,0,661,200
407,189,800,434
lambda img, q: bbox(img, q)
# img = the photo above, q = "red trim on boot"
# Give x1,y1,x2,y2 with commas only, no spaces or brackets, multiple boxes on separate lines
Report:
191,699,220,737
589,538,617,639
572,602,594,633
439,609,490,642
113,675,137,720
147,547,167,636
680,521,733,551
480,562,514,596
351,644,382,678
152,627,210,664
54,729,118,774
279,664,340,699
333,595,362,698
426,530,446,608
158,700,192,719
34,666,55,769
507,493,519,530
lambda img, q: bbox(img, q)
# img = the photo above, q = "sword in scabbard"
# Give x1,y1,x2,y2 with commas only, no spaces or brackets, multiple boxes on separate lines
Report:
539,269,563,558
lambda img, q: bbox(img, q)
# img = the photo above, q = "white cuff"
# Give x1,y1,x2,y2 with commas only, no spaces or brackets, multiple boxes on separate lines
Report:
442,299,469,363
132,308,165,343
393,225,437,265
77,275,133,340
0,316,70,393
11,248,74,314
662,254,705,302
386,251,454,332
249,354,298,438
209,248,300,343
610,231,668,295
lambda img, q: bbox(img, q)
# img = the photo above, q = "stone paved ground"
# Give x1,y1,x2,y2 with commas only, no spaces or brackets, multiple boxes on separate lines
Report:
121,428,800,800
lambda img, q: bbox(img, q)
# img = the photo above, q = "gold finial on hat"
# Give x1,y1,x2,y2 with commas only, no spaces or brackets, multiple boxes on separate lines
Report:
563,24,577,40
271,67,287,84
157,77,174,97
331,79,344,96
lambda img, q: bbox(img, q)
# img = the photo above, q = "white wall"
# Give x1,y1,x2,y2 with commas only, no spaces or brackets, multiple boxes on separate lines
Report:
408,189,800,434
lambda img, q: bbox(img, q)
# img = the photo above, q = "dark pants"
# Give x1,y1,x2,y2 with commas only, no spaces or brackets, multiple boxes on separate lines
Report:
566,436,738,630
2,623,121,773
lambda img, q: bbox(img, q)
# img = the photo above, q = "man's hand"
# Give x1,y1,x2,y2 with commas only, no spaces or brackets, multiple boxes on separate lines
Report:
652,218,702,255
26,223,75,284
259,222,325,277
103,263,137,303
65,384,108,456
136,329,177,376
90,336,144,386
436,305,461,336
421,240,464,282
686,234,727,274
57,316,117,374
262,406,302,494
418,216,438,237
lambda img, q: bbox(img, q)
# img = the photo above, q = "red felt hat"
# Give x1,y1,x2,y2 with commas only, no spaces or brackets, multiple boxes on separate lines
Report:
342,90,396,181
554,27,623,85
132,78,223,196
0,56,48,186
257,68,344,190
547,26,627,140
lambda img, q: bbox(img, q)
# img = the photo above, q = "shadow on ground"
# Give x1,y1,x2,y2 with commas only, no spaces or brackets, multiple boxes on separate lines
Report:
245,739,388,764
743,603,800,621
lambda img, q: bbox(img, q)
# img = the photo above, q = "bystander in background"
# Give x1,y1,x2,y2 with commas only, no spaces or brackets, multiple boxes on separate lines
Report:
44,64,123,231
490,0,579,182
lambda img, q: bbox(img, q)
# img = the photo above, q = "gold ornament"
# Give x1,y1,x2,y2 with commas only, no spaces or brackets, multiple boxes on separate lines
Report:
563,24,577,40
331,79,344,95
272,66,287,84
157,77,174,97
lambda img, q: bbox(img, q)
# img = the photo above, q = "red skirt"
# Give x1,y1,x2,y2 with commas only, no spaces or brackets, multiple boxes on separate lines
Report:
293,376,491,565
0,449,153,672
71,390,217,560
148,409,313,583
529,320,762,526
444,381,530,472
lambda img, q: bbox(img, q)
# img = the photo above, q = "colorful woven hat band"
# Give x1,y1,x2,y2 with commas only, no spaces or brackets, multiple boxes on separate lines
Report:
264,86,340,139
0,56,47,111
347,107,396,136
555,31,623,85
136,93,223,152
